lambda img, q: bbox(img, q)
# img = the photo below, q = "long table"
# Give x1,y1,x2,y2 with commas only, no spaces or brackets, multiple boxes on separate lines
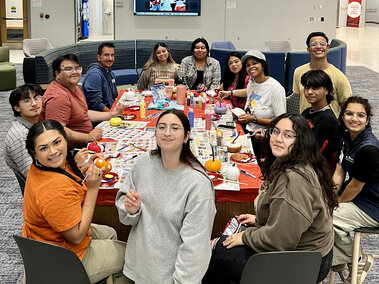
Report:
93,91,262,240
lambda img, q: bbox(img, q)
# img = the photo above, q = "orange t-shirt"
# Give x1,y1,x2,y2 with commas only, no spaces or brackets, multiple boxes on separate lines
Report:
22,163,91,260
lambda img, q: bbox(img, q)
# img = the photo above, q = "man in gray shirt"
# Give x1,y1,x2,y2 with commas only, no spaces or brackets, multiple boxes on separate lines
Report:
4,84,43,193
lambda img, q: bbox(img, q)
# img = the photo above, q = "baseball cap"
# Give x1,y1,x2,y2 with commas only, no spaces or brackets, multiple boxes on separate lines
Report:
241,50,266,63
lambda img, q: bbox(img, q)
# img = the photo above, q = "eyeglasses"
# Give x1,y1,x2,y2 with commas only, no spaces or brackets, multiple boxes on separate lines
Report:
59,66,83,73
156,124,183,134
20,95,42,104
343,110,367,119
309,41,328,47
269,128,297,140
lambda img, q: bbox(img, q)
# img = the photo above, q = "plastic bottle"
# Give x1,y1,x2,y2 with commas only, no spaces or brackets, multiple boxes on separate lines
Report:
217,131,223,147
140,101,146,119
202,97,206,110
192,96,196,109
187,94,191,106
198,97,202,109
176,84,186,105
205,109,211,131
188,108,194,128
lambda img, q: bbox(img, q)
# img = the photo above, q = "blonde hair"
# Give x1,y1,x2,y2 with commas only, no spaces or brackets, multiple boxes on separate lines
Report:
142,43,176,72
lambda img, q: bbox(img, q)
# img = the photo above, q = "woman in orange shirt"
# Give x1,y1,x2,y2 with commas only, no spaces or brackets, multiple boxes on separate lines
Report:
23,119,130,284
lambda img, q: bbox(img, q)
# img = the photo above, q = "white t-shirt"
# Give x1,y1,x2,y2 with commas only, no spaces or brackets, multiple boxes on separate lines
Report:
244,77,286,132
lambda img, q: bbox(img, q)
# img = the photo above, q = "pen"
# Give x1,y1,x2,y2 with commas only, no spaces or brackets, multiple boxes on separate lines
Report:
81,161,96,185
125,155,137,162
240,170,256,179
117,144,130,151
74,148,96,154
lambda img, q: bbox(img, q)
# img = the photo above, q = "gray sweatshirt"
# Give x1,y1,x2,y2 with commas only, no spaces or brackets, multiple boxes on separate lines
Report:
116,152,216,284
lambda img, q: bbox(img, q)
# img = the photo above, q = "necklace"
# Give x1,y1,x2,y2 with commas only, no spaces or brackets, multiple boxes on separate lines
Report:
309,104,330,114
196,61,205,70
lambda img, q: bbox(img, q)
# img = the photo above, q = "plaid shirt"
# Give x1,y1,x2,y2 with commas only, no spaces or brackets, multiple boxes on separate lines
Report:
178,55,221,90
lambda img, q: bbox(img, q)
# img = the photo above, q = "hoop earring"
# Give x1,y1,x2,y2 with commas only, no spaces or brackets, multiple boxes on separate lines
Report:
35,159,42,168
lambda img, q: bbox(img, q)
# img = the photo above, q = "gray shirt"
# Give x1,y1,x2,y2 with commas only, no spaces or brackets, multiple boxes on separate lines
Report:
116,152,216,284
4,117,33,179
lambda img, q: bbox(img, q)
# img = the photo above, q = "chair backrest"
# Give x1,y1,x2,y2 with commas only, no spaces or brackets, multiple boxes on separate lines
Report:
211,41,236,50
13,235,91,284
10,168,26,195
264,40,292,54
286,92,300,114
0,46,10,62
240,251,322,284
23,38,53,57
285,51,311,94
136,39,192,69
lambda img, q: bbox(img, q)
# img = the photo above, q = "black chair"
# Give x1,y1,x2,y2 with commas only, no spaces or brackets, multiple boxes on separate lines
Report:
13,235,107,284
240,251,322,284
10,169,26,195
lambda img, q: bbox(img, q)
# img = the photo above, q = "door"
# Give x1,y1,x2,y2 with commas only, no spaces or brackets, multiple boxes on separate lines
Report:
0,0,28,47
103,0,113,36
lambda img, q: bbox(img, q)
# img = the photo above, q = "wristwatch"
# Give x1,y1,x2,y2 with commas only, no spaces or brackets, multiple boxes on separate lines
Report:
252,116,258,124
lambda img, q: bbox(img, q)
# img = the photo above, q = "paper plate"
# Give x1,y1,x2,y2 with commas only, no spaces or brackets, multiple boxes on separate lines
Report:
206,90,217,96
231,107,246,117
101,172,119,187
230,153,255,163
207,173,224,186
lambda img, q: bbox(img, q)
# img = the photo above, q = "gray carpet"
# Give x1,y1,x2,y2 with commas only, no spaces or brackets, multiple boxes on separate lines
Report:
0,64,378,283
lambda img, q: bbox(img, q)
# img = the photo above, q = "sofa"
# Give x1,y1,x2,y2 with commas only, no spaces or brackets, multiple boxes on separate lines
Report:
23,39,193,86
23,38,347,93
210,39,347,94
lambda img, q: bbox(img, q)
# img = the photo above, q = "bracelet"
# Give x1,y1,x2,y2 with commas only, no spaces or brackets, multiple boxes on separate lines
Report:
230,90,233,96
252,116,258,124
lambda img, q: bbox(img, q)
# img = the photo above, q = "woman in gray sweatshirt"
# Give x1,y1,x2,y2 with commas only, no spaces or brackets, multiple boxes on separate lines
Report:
116,109,216,284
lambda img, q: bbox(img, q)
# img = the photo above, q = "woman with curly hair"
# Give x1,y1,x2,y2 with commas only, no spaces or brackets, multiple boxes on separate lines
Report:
203,113,337,284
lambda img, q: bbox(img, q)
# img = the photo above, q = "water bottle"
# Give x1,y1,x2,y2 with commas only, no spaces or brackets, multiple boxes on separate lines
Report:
188,108,194,128
176,84,186,105
205,109,211,131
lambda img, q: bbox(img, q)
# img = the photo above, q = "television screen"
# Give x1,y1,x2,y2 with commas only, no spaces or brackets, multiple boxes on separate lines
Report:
134,0,201,16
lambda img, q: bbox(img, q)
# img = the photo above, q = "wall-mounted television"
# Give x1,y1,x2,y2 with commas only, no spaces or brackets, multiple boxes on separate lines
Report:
134,0,201,16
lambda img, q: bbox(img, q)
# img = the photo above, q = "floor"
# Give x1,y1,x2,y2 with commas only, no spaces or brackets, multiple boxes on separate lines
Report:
8,24,379,73
336,23,379,73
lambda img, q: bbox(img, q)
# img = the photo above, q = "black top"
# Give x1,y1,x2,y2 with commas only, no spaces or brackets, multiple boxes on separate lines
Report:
354,146,379,183
191,70,204,90
302,108,338,162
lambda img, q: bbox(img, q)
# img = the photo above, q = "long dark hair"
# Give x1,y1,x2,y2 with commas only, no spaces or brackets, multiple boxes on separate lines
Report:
191,38,210,56
263,113,337,214
26,120,84,183
222,51,247,91
141,42,176,72
338,96,372,132
151,109,208,177
300,70,334,104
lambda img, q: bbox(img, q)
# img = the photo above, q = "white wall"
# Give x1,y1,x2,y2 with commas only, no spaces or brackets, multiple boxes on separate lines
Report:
115,0,337,50
28,0,338,49
366,0,379,22
114,0,225,43
28,0,75,47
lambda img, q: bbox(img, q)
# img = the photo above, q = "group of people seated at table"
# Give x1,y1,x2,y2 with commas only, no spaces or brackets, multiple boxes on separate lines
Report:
4,31,379,284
